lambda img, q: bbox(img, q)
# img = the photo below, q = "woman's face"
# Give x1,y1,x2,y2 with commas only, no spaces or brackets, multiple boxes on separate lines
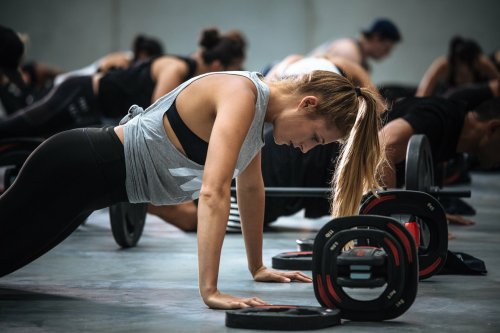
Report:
272,109,342,153
370,36,396,60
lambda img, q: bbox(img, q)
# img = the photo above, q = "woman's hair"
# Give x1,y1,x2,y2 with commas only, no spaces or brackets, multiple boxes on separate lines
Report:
448,36,483,85
448,36,482,66
132,34,165,61
282,70,386,217
198,27,247,68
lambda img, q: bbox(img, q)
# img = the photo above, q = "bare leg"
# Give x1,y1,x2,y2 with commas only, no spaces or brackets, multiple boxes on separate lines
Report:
148,201,198,232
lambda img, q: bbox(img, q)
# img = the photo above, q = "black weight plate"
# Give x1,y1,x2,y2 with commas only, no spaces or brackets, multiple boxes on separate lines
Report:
405,134,435,192
360,190,448,280
322,229,405,313
226,305,341,330
272,251,313,270
312,215,418,321
109,202,148,248
296,238,314,252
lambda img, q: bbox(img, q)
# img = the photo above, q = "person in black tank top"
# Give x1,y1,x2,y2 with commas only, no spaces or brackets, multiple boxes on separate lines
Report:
97,55,196,119
0,27,246,139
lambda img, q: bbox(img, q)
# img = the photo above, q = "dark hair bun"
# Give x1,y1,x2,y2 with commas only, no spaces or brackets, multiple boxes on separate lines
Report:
199,28,220,49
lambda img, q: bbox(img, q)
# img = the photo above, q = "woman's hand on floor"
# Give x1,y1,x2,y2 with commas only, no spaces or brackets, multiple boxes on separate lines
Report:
252,266,312,283
203,289,268,309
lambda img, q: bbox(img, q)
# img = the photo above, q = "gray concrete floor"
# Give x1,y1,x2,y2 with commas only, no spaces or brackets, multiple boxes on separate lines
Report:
1,171,500,333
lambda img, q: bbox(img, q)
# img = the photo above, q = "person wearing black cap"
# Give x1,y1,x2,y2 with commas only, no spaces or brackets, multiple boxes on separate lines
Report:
0,24,30,116
309,18,402,73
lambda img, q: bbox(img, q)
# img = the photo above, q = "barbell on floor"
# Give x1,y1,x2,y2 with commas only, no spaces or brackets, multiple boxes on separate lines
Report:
230,185,471,198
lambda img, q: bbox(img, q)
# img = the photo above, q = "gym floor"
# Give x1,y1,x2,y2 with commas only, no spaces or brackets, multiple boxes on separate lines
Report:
1,172,499,333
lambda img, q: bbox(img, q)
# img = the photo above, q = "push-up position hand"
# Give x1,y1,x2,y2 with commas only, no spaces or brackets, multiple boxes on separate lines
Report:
252,266,312,283
203,289,269,309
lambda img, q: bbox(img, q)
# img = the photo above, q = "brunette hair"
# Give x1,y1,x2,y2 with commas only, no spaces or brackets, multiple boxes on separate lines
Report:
448,36,482,85
198,27,246,68
132,34,164,61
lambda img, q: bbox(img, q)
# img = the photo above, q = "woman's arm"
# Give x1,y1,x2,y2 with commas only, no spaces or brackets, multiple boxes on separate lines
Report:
196,76,263,309
236,154,312,283
416,56,448,97
325,56,376,91
235,152,265,273
477,55,500,80
151,57,188,103
379,118,415,188
98,51,132,73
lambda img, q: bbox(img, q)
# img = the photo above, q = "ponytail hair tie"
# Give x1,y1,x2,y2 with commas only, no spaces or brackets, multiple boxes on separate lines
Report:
354,87,362,97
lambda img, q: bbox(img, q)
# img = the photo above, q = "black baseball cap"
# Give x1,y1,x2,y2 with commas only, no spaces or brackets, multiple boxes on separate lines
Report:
362,18,401,42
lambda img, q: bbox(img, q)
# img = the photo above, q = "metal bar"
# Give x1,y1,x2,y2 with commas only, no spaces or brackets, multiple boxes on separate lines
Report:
230,187,331,198
429,189,471,198
230,186,470,199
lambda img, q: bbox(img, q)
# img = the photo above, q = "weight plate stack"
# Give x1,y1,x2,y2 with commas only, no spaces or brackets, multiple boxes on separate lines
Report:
312,215,418,321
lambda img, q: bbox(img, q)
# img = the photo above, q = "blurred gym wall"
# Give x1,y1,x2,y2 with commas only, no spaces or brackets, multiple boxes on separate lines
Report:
1,0,499,86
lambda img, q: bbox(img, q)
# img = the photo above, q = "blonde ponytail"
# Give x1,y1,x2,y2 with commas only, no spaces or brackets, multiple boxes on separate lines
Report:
331,87,385,217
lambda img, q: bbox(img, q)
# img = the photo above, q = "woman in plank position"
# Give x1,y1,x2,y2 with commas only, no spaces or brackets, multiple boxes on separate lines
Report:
0,69,385,309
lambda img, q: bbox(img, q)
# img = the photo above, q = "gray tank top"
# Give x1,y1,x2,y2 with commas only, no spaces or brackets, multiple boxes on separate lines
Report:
121,71,270,204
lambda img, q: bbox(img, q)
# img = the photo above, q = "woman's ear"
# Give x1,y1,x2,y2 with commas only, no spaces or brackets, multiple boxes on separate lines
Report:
299,96,319,111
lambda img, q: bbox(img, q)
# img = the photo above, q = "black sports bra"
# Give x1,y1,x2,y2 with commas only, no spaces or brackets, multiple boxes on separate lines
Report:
166,99,208,165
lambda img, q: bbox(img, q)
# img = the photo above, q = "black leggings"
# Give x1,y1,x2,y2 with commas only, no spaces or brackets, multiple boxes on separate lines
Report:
0,76,102,139
0,127,128,277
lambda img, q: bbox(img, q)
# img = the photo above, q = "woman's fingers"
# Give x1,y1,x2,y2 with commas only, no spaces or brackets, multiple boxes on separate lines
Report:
246,297,268,306
228,297,269,309
264,270,312,283
277,271,312,282
284,271,313,282
228,301,250,309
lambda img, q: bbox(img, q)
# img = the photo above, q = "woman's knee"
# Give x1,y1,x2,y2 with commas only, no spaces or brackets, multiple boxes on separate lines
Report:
148,201,198,232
